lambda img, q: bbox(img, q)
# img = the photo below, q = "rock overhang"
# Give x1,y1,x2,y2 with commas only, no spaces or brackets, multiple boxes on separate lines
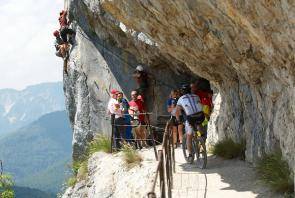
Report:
64,0,295,175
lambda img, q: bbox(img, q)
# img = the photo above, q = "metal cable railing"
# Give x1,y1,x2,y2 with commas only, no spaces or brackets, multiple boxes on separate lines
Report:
108,111,175,197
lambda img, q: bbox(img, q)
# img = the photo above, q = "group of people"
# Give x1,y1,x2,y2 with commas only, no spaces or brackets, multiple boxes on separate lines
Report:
53,10,75,74
166,79,213,163
108,65,149,150
107,64,214,161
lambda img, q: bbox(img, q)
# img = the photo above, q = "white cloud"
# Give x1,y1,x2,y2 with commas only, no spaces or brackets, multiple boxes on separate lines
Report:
0,0,64,90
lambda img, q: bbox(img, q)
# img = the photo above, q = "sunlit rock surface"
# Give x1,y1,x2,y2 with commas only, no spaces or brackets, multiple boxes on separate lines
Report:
62,150,158,198
64,0,294,175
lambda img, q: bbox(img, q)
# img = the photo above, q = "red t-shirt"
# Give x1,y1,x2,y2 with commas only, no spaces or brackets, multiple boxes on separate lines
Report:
129,99,145,122
195,90,213,108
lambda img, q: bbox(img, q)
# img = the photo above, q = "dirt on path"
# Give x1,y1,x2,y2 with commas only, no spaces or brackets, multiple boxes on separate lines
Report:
172,148,282,198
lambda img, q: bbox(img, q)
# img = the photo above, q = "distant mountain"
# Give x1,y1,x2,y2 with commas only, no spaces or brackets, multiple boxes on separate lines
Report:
0,111,72,195
0,82,65,135
14,186,55,198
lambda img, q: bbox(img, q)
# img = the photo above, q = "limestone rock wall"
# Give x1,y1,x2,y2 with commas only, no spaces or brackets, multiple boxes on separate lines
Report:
64,0,193,160
99,0,295,169
64,0,295,173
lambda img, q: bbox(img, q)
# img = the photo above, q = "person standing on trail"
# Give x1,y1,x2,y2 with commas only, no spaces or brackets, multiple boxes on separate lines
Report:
132,65,148,101
117,91,133,143
167,89,183,148
129,90,147,148
191,81,214,137
191,81,213,118
107,89,125,149
175,84,204,163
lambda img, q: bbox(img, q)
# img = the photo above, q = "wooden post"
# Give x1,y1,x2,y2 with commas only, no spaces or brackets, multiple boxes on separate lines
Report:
110,114,115,153
150,124,158,160
158,150,165,198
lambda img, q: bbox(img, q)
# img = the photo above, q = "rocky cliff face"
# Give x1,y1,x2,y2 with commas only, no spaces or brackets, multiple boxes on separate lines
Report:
63,0,294,172
62,150,158,198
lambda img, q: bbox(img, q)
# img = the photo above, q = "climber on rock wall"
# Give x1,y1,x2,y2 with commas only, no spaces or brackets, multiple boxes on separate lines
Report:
53,30,68,58
53,10,75,75
59,10,75,44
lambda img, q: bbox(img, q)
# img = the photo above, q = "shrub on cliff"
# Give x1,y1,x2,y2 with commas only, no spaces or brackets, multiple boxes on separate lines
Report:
121,144,142,168
66,135,112,187
88,135,112,154
212,138,246,159
256,152,294,195
0,174,14,198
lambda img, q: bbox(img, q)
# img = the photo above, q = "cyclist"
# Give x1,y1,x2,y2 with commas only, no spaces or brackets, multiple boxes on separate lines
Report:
175,84,205,163
167,89,183,148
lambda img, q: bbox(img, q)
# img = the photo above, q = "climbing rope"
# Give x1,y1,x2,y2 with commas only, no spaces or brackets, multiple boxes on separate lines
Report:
77,29,177,90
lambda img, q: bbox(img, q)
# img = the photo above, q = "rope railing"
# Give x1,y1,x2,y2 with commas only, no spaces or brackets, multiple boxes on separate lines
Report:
148,119,176,198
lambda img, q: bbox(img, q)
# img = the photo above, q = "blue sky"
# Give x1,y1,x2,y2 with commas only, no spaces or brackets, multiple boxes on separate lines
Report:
0,0,64,90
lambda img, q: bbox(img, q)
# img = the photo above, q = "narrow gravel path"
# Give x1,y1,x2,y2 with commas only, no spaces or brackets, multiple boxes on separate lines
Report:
172,148,282,198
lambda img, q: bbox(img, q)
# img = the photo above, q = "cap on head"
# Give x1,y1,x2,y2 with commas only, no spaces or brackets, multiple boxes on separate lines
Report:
111,89,118,94
53,30,60,37
136,65,144,72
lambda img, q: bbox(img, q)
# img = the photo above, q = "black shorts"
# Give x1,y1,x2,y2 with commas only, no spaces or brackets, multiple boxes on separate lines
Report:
187,112,205,128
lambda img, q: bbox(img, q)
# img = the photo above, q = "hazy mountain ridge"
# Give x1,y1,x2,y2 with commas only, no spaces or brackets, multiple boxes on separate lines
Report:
0,82,65,135
0,110,72,195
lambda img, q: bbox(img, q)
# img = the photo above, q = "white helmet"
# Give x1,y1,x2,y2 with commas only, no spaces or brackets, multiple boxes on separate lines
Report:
136,65,144,72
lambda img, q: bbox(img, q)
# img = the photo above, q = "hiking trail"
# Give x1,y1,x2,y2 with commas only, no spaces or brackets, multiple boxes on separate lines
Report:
171,148,281,198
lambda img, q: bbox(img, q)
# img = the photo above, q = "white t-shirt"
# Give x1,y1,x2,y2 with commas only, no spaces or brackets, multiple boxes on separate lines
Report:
177,94,203,116
171,107,177,116
107,98,123,118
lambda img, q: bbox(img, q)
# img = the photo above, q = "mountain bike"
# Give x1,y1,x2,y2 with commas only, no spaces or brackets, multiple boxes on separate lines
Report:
194,130,207,169
182,126,207,169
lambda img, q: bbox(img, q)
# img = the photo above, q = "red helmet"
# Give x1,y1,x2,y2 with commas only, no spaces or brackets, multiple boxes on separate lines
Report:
53,30,60,37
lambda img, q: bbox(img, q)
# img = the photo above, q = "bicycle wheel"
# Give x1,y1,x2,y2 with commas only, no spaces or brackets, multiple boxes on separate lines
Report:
195,137,207,169
182,135,195,163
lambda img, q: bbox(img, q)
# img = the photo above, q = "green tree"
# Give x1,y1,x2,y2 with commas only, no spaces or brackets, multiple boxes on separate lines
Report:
0,174,15,198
